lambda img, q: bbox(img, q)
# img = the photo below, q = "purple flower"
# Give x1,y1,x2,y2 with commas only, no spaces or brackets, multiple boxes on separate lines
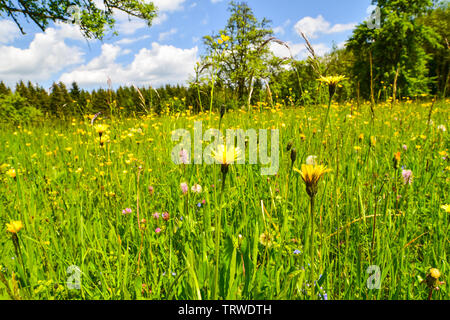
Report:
180,182,188,195
402,144,408,151
162,212,169,221
155,227,161,234
179,148,189,164
293,249,301,255
402,169,413,185
152,212,160,219
122,208,132,215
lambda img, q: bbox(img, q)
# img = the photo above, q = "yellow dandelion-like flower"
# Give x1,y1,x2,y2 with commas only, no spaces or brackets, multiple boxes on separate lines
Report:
5,168,16,178
94,124,109,135
294,164,331,197
211,144,242,166
441,204,450,213
317,75,346,86
430,268,441,279
6,220,23,234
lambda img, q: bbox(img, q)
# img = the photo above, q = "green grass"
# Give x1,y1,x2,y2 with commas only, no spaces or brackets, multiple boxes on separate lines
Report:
0,99,448,300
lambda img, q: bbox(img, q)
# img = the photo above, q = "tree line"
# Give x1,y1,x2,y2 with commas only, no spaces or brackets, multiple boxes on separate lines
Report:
0,0,448,122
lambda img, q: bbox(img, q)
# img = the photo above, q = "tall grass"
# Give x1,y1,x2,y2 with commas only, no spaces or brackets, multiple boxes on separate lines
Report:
0,99,448,300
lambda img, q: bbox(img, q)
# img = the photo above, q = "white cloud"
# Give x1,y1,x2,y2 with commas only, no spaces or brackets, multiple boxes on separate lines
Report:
114,35,151,45
211,0,224,3
159,28,177,41
0,23,84,85
0,20,22,44
151,0,186,12
294,15,355,39
59,42,198,88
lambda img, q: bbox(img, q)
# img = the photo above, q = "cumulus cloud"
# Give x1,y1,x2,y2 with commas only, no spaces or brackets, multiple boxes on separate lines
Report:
59,42,198,88
294,15,355,39
0,20,22,44
0,23,85,85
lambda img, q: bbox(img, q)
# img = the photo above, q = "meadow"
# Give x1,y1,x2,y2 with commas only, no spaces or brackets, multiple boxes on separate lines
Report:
0,98,448,300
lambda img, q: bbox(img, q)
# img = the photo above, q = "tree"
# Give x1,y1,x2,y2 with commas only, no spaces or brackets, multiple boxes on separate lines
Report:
200,1,274,103
347,0,442,100
0,0,157,40
417,1,450,97
0,81,11,96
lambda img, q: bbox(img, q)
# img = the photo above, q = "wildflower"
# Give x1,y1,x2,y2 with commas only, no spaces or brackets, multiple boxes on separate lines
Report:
259,232,273,247
402,169,413,185
290,148,297,165
179,148,189,164
191,184,202,193
441,205,450,213
294,163,330,300
423,268,445,300
358,133,364,142
437,125,446,132
122,208,132,215
5,168,16,179
162,212,169,221
211,144,242,174
286,140,293,151
148,185,154,195
94,124,108,137
402,144,408,151
293,249,301,255
306,155,318,166
152,212,160,219
180,182,188,195
393,152,401,169
6,221,23,234
155,227,161,234
294,164,331,198
370,136,376,147
317,75,346,98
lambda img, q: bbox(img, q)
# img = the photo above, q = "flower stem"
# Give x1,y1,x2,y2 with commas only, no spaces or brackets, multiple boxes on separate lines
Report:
213,170,227,299
309,195,315,300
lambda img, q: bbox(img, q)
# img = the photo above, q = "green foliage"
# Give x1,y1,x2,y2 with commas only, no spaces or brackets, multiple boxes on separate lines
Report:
347,0,442,100
0,92,42,123
200,1,276,103
0,0,157,40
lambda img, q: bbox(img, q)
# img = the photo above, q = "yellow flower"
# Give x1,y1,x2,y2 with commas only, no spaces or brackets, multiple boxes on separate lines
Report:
5,168,16,178
294,164,331,197
211,144,242,166
6,220,23,234
317,75,346,86
441,204,450,213
94,124,109,135
430,268,441,279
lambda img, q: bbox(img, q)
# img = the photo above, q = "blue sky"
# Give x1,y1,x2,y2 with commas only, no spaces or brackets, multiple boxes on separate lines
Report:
0,0,373,90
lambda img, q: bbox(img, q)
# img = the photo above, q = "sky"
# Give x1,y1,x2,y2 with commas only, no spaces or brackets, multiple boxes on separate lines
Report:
0,0,374,90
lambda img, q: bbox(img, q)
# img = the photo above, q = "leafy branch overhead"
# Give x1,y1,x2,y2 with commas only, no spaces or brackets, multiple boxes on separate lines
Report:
0,0,157,40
